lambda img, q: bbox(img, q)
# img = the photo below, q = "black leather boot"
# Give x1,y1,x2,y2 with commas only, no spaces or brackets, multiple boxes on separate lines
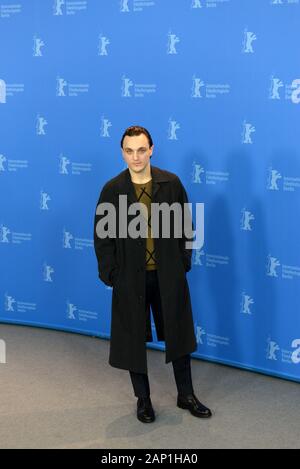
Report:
137,396,155,423
177,393,212,418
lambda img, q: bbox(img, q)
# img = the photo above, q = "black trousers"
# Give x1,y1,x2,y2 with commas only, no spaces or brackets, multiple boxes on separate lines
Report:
129,269,194,398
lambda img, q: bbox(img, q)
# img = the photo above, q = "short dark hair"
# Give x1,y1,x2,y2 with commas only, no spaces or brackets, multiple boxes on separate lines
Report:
120,125,153,149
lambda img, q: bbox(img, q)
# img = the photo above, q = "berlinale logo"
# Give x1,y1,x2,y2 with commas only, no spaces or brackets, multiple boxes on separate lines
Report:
0,79,6,104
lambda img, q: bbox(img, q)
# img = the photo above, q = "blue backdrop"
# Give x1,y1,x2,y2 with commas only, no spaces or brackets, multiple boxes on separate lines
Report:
1,0,300,382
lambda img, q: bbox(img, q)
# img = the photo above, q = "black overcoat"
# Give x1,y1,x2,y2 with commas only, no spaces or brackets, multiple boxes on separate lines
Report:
93,165,197,374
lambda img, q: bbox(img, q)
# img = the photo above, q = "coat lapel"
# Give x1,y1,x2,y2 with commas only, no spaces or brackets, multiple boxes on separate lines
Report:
117,164,170,204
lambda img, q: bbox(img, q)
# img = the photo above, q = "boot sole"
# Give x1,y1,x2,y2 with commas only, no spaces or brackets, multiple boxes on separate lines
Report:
137,414,155,423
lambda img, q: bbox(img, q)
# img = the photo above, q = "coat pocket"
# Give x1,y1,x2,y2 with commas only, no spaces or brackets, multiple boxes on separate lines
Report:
110,265,119,285
111,268,121,300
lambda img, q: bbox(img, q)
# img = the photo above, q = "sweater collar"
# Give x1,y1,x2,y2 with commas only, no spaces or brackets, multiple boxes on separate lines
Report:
117,165,170,204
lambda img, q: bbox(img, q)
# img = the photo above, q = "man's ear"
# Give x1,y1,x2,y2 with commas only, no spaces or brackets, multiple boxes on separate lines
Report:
150,144,154,159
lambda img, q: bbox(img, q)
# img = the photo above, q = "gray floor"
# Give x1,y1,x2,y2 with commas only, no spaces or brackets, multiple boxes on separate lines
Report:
0,323,299,449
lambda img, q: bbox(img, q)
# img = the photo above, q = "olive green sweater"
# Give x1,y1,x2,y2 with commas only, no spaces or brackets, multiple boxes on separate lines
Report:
132,179,157,271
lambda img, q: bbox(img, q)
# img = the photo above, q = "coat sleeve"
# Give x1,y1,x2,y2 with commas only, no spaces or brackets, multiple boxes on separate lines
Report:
176,176,194,273
93,183,117,287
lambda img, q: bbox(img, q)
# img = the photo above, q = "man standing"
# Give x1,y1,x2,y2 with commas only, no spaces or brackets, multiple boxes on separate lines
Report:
93,125,212,422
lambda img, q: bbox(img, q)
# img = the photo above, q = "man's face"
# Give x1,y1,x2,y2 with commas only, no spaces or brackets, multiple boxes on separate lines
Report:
122,133,154,174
